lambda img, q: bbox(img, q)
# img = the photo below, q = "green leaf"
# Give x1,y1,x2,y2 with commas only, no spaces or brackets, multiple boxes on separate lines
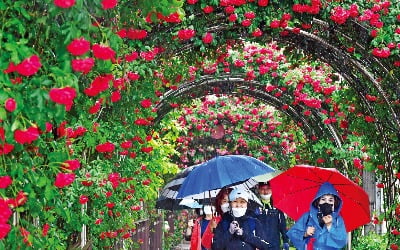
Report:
37,176,48,187
45,184,55,201
0,108,6,121
11,119,22,131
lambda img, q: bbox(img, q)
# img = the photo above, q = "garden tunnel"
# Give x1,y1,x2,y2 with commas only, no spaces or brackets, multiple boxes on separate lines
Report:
152,16,400,243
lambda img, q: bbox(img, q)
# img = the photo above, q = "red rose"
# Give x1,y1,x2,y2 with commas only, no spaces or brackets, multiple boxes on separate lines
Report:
54,0,75,8
96,142,115,153
241,19,252,27
126,29,147,40
101,0,117,9
110,91,121,102
187,0,198,4
0,176,12,189
177,29,196,40
54,173,76,188
330,6,350,25
63,159,80,171
89,100,102,114
106,202,115,209
140,99,152,108
203,6,214,14
42,223,50,237
71,58,95,74
92,44,116,60
141,147,153,153
7,191,28,208
16,55,41,76
84,74,112,96
134,118,151,126
0,224,11,239
4,98,16,112
67,38,90,56
365,115,375,123
244,12,256,19
120,141,132,149
79,195,89,204
0,144,14,155
270,20,280,29
228,14,237,23
14,126,40,144
202,32,213,44
258,0,268,6
140,51,155,61
49,87,77,111
225,6,235,14
0,200,12,223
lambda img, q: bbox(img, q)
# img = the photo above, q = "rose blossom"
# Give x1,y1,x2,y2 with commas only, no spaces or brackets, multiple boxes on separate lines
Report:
16,55,41,76
54,173,76,188
67,37,90,56
0,176,12,189
49,87,77,111
54,0,75,8
4,98,16,112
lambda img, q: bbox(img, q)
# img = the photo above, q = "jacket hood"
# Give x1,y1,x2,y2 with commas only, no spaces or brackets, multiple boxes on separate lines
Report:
310,182,342,213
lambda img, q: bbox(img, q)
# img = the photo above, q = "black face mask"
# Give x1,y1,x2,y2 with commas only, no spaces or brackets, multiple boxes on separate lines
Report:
318,203,334,216
317,203,334,228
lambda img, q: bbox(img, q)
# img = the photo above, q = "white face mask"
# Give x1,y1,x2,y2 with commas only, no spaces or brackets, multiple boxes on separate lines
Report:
231,207,247,217
203,205,214,215
221,203,230,213
260,194,272,201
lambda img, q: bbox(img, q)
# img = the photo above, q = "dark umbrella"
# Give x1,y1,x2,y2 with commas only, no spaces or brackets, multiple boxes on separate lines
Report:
176,154,276,199
156,155,274,210
269,165,371,232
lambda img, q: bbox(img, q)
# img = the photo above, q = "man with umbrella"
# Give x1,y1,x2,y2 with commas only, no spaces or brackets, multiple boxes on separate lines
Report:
286,182,347,250
253,181,290,250
212,188,269,250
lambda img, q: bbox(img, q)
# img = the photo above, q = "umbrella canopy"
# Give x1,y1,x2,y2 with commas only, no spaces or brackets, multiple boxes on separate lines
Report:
156,172,262,210
269,165,371,232
176,154,276,198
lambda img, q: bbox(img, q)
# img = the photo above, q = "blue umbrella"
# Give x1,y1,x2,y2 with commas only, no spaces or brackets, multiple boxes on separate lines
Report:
176,155,275,198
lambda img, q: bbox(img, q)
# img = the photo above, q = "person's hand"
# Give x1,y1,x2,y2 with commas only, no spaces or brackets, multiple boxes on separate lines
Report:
235,227,243,236
229,221,239,234
322,214,333,225
210,218,218,230
283,242,290,250
304,226,315,237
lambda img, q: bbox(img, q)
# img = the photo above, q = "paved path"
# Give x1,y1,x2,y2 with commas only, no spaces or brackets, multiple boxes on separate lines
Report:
174,240,190,250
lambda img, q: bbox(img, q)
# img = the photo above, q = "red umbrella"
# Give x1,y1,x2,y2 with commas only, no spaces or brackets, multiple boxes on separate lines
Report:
269,165,371,232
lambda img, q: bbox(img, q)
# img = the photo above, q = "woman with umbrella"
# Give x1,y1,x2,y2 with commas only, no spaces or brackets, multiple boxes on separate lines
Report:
212,188,269,250
286,182,347,250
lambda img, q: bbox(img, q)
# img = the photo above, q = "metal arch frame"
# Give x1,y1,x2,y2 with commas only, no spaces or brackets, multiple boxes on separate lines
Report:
153,74,341,145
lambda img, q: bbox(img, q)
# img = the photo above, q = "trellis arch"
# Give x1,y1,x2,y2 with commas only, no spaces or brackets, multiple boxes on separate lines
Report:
152,12,399,236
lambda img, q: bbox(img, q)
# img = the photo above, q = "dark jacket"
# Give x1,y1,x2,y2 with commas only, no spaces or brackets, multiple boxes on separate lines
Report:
254,200,289,250
287,182,347,250
212,212,269,250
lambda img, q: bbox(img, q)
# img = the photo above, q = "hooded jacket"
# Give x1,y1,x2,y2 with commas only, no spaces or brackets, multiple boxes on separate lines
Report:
287,182,347,250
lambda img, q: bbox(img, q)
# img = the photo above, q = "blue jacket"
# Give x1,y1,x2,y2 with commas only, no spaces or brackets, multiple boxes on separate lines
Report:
287,182,347,250
212,212,269,250
254,200,289,250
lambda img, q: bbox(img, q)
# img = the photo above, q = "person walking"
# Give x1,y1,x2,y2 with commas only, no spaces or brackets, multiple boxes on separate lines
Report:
212,188,269,250
287,182,347,250
254,182,289,250
185,205,220,250
214,187,232,217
